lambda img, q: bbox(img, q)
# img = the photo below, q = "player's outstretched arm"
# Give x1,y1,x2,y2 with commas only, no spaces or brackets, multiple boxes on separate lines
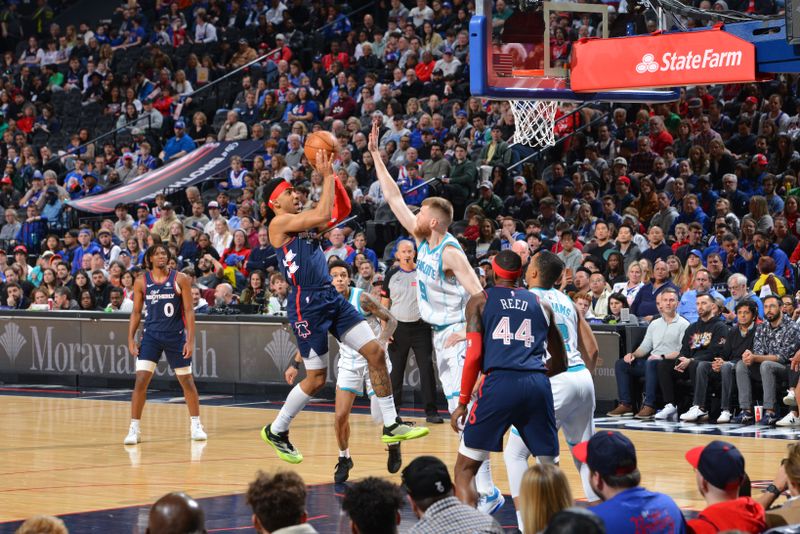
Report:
360,292,397,347
452,292,486,433
368,120,418,237
177,273,195,359
128,275,145,357
442,245,483,297
272,151,337,235
575,305,600,372
544,301,568,377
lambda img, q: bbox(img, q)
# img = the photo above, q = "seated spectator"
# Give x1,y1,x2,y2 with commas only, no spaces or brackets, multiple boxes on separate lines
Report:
266,272,289,317
246,470,317,534
105,286,133,312
711,300,758,424
401,456,503,534
657,293,727,421
759,441,800,526
685,441,766,533
630,260,679,322
678,269,724,323
724,273,764,321
736,295,800,426
341,477,403,534
587,272,611,318
641,226,673,265
610,288,687,418
574,431,686,533
612,262,645,306
544,508,606,534
518,464,573,534
146,492,206,534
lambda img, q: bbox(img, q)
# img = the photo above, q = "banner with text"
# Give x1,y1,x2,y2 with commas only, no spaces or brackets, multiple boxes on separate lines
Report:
66,141,262,214
570,26,757,92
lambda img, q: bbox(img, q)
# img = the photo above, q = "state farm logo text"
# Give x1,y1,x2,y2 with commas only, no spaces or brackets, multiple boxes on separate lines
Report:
636,49,742,74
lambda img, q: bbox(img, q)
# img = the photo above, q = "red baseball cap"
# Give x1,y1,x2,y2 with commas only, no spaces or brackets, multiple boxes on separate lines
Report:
753,153,768,166
618,176,631,186
1,176,11,185
13,245,27,254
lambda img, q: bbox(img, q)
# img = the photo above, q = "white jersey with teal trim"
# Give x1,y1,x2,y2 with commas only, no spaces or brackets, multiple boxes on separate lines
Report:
337,287,379,370
529,287,583,368
416,233,469,327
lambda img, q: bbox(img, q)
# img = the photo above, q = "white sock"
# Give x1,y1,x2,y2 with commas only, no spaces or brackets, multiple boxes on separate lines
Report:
516,511,524,533
369,395,383,425
339,448,350,458
190,416,201,425
130,419,140,431
272,385,311,433
376,394,398,426
476,459,494,496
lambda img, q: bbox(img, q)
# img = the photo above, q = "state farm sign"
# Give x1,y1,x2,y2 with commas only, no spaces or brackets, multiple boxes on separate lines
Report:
570,26,756,92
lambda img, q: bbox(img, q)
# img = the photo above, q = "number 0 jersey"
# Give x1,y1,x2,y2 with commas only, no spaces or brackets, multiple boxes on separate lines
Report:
529,287,584,368
482,286,549,373
416,233,469,327
143,269,184,335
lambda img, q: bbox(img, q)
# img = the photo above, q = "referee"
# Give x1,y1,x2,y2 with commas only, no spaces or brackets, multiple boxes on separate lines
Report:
381,239,443,423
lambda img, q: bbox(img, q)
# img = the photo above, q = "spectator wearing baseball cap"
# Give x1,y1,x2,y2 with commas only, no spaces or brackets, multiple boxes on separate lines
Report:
574,431,686,533
159,119,197,162
686,440,766,533
401,456,503,534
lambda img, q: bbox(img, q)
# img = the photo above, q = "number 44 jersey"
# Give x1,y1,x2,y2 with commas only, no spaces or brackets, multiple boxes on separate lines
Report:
143,269,185,336
481,286,550,373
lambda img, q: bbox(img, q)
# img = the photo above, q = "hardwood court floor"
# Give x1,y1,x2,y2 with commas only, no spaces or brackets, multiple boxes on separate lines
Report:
0,395,793,524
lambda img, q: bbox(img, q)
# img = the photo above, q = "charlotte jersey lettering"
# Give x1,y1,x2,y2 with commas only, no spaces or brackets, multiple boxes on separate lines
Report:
143,269,184,335
482,286,549,372
529,287,583,367
415,233,469,326
276,232,331,288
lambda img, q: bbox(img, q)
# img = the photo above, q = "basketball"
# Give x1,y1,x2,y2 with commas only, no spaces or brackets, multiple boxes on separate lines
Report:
304,131,338,169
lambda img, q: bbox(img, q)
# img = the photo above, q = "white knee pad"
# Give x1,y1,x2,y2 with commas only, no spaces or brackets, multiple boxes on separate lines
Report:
340,321,377,353
305,348,329,371
458,438,490,462
174,365,193,376
136,359,157,373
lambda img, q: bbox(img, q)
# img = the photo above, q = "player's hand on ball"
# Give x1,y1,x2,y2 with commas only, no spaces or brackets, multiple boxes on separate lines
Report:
128,340,139,358
182,340,194,359
451,404,467,433
285,366,298,385
315,149,334,177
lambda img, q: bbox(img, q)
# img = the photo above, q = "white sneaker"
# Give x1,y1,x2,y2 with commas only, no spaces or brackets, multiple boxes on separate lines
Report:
123,425,140,445
777,412,800,427
191,422,208,441
680,405,707,422
716,410,732,424
784,389,797,407
476,486,505,515
654,403,677,421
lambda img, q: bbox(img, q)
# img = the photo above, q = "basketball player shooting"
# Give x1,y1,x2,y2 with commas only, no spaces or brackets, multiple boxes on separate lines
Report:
503,250,601,530
124,244,206,445
261,148,428,465
451,250,568,507
368,120,503,512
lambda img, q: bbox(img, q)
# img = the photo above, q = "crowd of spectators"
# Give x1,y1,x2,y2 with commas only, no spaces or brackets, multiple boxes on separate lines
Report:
19,437,800,534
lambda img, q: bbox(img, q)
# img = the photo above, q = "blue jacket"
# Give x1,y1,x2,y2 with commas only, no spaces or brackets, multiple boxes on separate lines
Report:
671,207,710,235
631,280,680,319
246,245,278,274
72,242,101,274
346,247,379,270
678,288,724,323
742,243,791,283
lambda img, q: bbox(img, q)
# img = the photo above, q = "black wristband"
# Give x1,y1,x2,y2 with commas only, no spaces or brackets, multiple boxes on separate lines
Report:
290,359,300,370
764,483,782,497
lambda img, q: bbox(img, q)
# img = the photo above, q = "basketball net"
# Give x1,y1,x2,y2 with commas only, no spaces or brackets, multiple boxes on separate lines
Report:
510,99,560,148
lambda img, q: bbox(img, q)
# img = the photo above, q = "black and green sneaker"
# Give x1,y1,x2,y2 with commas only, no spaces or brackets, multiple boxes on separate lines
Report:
261,424,303,464
334,456,354,483
381,418,430,444
387,444,402,474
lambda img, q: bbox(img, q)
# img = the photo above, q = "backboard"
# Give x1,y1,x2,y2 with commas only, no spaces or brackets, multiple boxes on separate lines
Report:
469,0,679,102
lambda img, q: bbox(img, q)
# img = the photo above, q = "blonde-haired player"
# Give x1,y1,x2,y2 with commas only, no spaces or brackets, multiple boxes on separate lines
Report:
368,121,503,513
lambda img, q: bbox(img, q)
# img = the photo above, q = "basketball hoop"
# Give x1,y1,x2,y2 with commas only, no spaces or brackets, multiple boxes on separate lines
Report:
510,99,560,148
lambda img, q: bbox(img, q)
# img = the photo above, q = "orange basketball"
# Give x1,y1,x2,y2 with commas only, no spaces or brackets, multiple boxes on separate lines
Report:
304,131,338,169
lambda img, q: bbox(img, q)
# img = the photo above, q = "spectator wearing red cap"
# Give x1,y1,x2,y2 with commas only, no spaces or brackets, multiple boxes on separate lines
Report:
614,176,635,211
686,440,766,533
0,175,21,209
573,431,686,533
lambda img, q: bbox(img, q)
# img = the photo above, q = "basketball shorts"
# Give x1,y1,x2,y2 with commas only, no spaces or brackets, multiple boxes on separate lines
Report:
337,350,392,397
509,364,595,447
288,285,367,364
463,369,557,457
432,322,466,413
138,331,189,371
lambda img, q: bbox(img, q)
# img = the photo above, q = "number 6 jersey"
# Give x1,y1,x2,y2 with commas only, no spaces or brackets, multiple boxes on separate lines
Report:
415,233,469,327
143,269,184,335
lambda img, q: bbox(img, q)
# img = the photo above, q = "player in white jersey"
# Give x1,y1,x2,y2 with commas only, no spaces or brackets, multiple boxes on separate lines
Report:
367,121,503,513
286,260,399,483
503,250,600,531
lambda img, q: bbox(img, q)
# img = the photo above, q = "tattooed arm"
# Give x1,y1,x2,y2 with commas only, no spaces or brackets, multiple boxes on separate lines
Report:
360,292,398,348
452,291,486,432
